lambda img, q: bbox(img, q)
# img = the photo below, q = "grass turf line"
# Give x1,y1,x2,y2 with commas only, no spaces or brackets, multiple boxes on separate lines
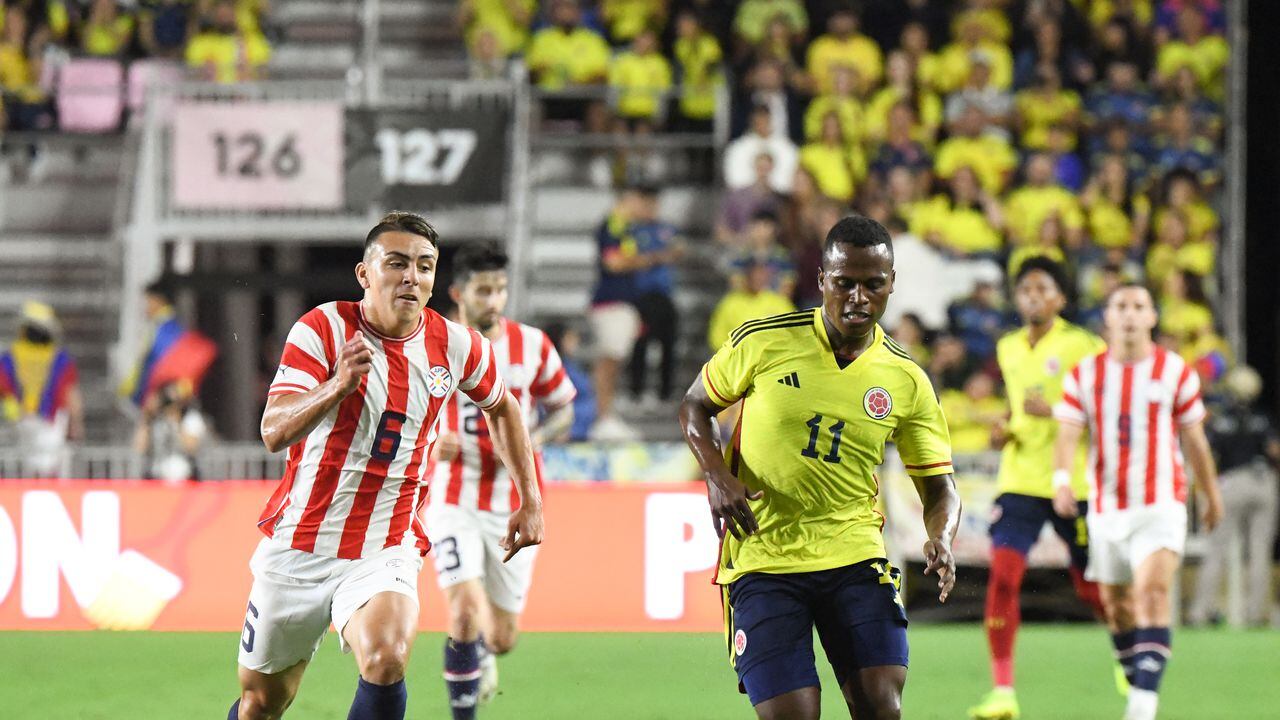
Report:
0,625,1273,719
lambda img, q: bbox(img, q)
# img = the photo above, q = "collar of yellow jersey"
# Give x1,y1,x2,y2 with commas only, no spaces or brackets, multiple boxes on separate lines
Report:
813,308,884,354
1020,315,1064,347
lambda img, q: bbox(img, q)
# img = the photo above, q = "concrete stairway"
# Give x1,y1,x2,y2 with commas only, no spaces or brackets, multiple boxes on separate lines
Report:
0,136,125,442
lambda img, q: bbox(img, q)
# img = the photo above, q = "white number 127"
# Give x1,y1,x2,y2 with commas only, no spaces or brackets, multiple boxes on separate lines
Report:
375,128,477,185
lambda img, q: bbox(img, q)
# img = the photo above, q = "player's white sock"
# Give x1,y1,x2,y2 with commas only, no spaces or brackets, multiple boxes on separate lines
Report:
1124,688,1159,720
478,651,498,703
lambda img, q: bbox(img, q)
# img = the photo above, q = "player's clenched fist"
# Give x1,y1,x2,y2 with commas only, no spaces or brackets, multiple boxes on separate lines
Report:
335,330,374,395
431,431,460,462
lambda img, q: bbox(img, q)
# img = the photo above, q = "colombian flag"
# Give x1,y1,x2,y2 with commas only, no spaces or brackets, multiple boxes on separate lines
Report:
123,316,218,406
0,341,79,422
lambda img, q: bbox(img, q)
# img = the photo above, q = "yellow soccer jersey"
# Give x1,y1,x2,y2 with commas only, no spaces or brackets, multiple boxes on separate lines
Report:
996,317,1105,499
702,309,954,584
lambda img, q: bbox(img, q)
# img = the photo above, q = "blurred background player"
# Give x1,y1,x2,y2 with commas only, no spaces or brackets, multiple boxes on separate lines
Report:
0,301,83,478
426,242,576,720
133,378,208,482
230,214,544,720
970,257,1106,720
679,215,961,720
1189,365,1280,627
1052,283,1223,720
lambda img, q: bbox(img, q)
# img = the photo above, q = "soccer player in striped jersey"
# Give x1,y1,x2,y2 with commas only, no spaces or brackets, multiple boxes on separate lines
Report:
425,243,575,719
970,257,1107,720
228,213,544,720
1052,283,1222,720
679,215,961,720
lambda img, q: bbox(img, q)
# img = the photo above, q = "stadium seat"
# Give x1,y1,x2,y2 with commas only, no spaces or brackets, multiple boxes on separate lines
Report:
57,58,125,133
126,60,185,119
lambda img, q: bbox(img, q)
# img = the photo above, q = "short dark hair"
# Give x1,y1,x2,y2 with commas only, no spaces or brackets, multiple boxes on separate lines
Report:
1013,255,1070,296
452,241,509,286
364,211,439,256
144,278,175,305
822,214,893,261
1104,280,1156,309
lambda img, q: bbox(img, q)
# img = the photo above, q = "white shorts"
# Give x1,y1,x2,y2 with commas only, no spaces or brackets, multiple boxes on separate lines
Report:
236,538,423,674
589,302,641,360
1085,504,1188,585
424,502,538,614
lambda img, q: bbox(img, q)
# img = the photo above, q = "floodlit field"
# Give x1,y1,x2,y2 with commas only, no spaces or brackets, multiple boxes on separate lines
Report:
2,625,1274,719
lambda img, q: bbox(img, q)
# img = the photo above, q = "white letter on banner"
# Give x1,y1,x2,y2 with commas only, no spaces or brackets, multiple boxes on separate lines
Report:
644,493,718,620
0,506,15,605
22,491,120,618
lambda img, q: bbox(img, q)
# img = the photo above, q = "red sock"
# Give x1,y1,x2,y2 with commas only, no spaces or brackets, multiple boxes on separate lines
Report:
985,547,1027,687
1068,566,1105,619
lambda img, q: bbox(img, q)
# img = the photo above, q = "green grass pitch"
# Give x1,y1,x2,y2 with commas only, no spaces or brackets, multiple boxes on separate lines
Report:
2,625,1273,718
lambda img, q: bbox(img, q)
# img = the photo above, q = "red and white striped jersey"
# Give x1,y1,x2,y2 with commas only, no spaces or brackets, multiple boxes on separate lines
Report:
428,317,576,515
1054,346,1206,515
257,301,506,559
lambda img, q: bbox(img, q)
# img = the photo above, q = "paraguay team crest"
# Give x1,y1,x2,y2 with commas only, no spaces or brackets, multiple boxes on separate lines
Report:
426,365,452,398
863,387,893,419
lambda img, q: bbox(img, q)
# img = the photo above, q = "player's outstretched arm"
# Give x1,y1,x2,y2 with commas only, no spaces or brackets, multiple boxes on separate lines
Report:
483,390,545,562
912,473,961,603
678,376,762,540
260,331,372,453
1179,421,1223,531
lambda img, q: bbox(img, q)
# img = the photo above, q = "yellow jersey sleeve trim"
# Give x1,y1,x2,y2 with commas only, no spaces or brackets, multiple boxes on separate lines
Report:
701,364,735,407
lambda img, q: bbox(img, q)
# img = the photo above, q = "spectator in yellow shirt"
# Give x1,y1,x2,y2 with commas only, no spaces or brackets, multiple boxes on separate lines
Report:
82,0,135,58
935,12,1012,94
458,0,535,59
609,27,671,128
1155,7,1228,97
185,1,271,83
802,64,863,145
1014,65,1082,151
900,20,945,95
1153,167,1219,243
733,0,808,47
864,50,943,147
941,372,1006,453
672,9,723,132
805,8,882,95
1007,214,1068,278
527,0,612,126
1081,154,1151,252
1003,153,1085,246
910,166,1006,258
1159,269,1214,347
799,111,866,203
933,105,1017,194
601,0,666,46
707,258,796,350
1145,208,1214,288
527,0,611,90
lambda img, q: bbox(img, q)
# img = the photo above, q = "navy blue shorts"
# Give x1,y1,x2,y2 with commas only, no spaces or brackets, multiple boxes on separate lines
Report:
723,559,909,706
989,492,1090,570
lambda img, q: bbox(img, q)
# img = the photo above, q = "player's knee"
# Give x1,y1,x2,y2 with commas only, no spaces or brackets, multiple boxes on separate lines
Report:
358,640,411,685
239,688,293,720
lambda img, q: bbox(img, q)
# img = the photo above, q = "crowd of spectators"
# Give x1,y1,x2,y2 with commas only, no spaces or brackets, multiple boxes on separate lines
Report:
467,0,1235,448
0,0,273,131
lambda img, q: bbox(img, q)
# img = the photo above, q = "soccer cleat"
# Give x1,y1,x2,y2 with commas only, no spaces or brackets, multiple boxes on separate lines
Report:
478,652,498,704
1113,661,1131,697
967,687,1020,720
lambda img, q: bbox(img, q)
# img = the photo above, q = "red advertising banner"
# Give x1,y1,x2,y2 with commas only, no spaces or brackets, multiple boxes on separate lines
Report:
0,481,724,633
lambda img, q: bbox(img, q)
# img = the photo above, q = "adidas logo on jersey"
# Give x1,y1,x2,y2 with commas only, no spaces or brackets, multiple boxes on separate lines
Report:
777,371,801,388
